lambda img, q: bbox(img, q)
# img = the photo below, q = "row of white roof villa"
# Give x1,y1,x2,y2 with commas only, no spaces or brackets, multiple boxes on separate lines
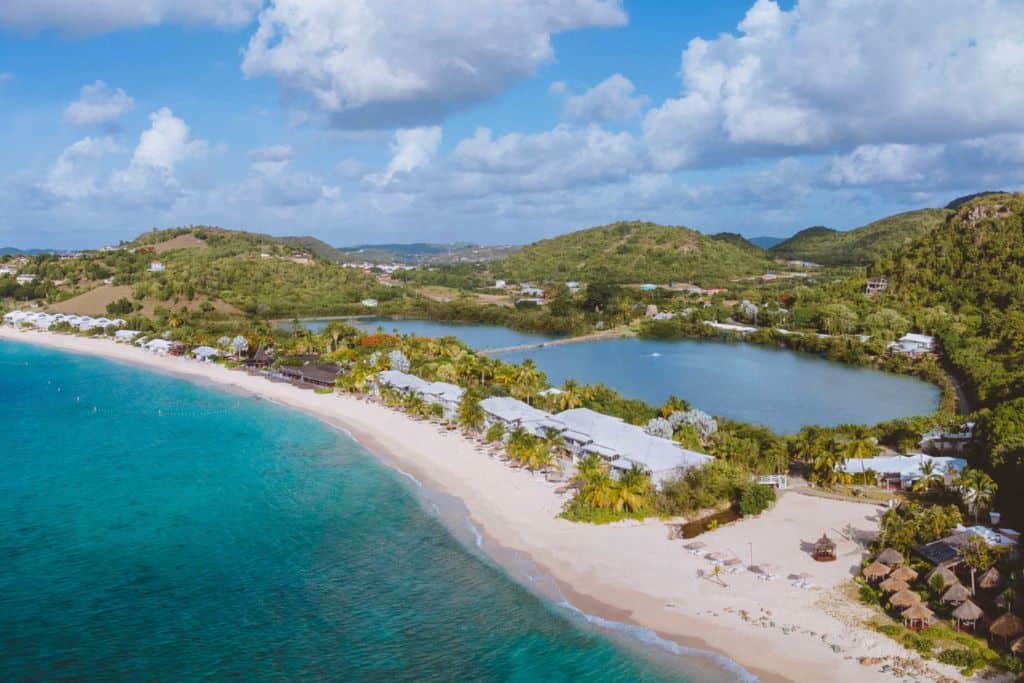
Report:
3,310,126,331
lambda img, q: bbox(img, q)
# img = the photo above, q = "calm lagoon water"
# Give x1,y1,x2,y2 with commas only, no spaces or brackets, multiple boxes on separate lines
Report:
0,340,740,683
300,318,940,433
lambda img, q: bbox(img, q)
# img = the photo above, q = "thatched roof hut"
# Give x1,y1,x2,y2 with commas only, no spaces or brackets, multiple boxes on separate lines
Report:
813,534,837,562
890,589,923,609
926,565,959,589
877,547,904,566
879,577,910,594
952,600,984,629
863,560,892,581
890,565,919,583
978,567,1004,592
1010,636,1024,656
989,613,1024,643
942,583,972,605
901,603,934,629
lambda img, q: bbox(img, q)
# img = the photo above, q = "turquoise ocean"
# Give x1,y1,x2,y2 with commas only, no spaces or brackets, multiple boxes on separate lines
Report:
0,340,747,682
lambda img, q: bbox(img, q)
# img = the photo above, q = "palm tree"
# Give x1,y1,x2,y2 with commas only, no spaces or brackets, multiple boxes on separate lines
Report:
956,469,998,523
912,460,944,494
614,464,652,513
457,395,485,433
660,395,690,418
843,436,878,462
580,469,617,509
556,379,586,410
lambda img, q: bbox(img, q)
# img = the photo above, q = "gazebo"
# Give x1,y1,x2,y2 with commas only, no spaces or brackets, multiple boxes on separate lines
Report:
989,613,1024,645
978,567,1004,592
902,603,935,631
877,548,905,566
941,583,972,606
879,577,910,594
890,589,923,609
812,534,837,562
952,600,984,631
890,565,919,583
863,561,892,582
927,565,959,590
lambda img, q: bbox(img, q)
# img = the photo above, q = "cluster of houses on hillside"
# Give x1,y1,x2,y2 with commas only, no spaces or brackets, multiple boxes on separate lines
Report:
372,369,713,484
3,310,126,331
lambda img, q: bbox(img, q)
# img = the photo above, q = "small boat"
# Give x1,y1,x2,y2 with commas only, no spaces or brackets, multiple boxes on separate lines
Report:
649,352,661,358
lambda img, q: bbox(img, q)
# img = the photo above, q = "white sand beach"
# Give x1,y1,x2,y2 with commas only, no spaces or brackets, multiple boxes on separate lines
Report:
0,327,974,683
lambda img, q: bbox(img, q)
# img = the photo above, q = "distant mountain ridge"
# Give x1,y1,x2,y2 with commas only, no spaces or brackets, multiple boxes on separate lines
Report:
748,236,785,249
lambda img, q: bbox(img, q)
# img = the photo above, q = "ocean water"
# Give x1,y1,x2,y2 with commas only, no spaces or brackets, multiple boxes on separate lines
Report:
0,341,738,682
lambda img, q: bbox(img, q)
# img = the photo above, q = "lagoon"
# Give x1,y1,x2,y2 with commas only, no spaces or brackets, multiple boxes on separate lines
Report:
301,318,940,433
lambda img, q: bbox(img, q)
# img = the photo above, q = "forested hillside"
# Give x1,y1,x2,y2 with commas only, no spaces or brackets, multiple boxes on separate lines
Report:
770,209,950,265
492,221,770,284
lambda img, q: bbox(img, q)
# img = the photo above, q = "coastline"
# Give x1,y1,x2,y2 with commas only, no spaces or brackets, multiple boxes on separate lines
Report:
0,327,969,683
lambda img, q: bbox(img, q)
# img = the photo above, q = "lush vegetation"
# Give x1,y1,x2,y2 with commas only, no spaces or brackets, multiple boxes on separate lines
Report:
769,209,950,266
491,220,771,284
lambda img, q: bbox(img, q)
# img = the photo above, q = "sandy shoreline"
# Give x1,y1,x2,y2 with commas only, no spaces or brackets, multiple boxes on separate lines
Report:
0,327,969,683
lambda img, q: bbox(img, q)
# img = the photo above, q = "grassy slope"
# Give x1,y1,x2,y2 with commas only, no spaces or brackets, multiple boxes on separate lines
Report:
770,209,951,265
491,221,770,284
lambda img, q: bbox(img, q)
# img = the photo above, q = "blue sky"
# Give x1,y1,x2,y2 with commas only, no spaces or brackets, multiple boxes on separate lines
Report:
1,0,1023,249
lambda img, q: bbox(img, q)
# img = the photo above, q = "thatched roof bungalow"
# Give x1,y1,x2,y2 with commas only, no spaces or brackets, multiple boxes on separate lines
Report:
951,600,984,631
890,565,919,583
862,561,892,582
978,567,1004,592
902,603,934,630
889,589,922,609
879,577,910,594
941,583,972,606
877,548,904,566
990,613,1024,644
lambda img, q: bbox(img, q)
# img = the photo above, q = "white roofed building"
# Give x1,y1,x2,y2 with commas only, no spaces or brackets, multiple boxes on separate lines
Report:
840,453,966,489
479,396,565,436
555,408,712,484
891,333,936,356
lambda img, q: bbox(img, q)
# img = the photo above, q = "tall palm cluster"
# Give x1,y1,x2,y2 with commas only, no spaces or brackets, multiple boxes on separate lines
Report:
571,454,653,515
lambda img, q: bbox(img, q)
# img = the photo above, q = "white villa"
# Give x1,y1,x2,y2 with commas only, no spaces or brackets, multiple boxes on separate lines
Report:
479,396,566,436
114,330,142,342
192,346,220,361
891,333,936,355
555,408,712,484
143,339,173,355
376,370,464,419
919,422,975,454
16,274,36,284
839,453,966,489
3,310,125,332
149,261,165,272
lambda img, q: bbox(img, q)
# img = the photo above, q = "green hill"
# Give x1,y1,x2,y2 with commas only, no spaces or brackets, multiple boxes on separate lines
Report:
491,221,770,284
769,209,951,265
279,235,348,263
709,232,766,256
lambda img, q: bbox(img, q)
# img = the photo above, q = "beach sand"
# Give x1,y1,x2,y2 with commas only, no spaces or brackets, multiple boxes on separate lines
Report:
0,327,973,683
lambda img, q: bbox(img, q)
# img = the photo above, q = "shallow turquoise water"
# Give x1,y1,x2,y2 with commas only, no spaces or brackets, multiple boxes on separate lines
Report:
299,318,939,433
0,341,728,682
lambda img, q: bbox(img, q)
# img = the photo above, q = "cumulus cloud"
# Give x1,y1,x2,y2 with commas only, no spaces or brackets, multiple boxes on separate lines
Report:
561,74,648,123
242,156,336,207
643,0,1024,170
241,0,627,128
368,126,442,186
64,81,134,126
45,136,121,200
825,144,946,188
248,144,293,163
0,0,262,35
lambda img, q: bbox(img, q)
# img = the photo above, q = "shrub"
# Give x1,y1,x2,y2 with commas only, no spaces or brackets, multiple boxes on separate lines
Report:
485,423,505,443
737,483,776,517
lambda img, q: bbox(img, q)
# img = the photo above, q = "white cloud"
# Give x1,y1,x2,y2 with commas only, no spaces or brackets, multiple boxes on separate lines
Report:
561,74,648,123
825,144,946,187
64,81,134,126
643,0,1024,170
45,136,121,200
368,126,442,186
336,158,365,178
242,156,336,207
0,0,261,35
249,144,293,163
241,0,626,128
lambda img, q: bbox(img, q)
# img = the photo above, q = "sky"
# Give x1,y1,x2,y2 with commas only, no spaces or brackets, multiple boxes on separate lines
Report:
2,0,1024,249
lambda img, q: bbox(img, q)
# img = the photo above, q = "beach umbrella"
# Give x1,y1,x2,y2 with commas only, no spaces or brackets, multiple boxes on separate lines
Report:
879,577,910,594
863,561,892,581
890,566,919,583
889,589,923,609
978,567,1004,592
724,557,743,567
942,583,972,605
990,613,1024,643
751,563,778,577
877,548,904,566
684,541,706,551
952,600,984,629
705,551,729,563
926,566,959,589
901,603,934,628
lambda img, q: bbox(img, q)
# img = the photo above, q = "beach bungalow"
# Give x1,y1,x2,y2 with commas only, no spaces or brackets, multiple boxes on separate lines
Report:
942,583,972,606
419,381,464,420
244,347,274,369
554,408,712,484
952,601,984,632
990,613,1024,645
839,453,966,490
114,330,141,343
192,346,220,362
282,363,344,388
376,370,431,397
891,333,936,356
144,339,173,356
918,422,975,455
479,396,565,436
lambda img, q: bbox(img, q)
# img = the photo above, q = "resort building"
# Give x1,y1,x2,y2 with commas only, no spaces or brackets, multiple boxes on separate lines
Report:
891,333,936,356
281,363,344,388
479,396,565,436
865,276,889,296
143,339,173,355
114,330,141,343
917,526,1021,566
148,261,165,272
554,408,712,484
519,284,545,297
376,370,464,419
0,265,16,276
191,346,220,361
2,310,125,332
839,453,966,490
919,422,975,455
